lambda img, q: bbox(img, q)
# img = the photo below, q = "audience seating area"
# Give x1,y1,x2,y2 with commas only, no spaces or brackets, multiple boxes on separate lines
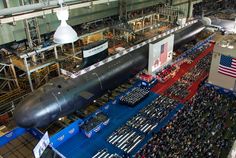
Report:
105,95,179,154
96,41,218,157
156,65,179,83
107,125,144,153
80,112,109,133
92,149,122,158
119,87,150,107
136,85,236,158
187,44,210,61
156,43,211,84
164,53,212,101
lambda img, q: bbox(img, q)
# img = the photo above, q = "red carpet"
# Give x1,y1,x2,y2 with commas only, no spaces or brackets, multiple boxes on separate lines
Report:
151,43,215,102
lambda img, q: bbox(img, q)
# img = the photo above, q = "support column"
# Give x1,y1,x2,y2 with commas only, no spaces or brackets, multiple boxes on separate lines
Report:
23,58,34,92
100,32,104,40
3,0,10,8
32,55,37,65
187,0,192,19
3,67,11,91
150,15,153,26
10,64,20,89
119,0,127,21
24,20,34,48
54,46,60,76
72,42,75,57
142,19,145,33
125,32,129,43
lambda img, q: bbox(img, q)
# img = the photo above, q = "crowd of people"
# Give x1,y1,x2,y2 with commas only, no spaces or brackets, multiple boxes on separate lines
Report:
136,85,236,158
187,44,210,61
106,96,178,154
155,43,211,84
164,53,212,100
156,65,178,83
119,87,150,107
107,125,144,154
127,96,178,133
80,112,109,133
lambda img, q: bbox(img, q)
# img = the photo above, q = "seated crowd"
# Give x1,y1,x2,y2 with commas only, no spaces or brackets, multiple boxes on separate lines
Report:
80,112,109,132
106,96,178,154
186,43,210,61
156,65,178,83
136,85,236,158
156,43,211,84
119,87,150,107
164,53,212,100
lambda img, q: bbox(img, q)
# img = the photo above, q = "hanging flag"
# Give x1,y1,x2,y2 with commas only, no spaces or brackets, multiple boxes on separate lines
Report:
218,54,236,78
160,43,168,64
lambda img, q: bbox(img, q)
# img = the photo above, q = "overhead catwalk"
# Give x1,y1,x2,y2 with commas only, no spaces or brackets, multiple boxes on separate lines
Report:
14,21,205,128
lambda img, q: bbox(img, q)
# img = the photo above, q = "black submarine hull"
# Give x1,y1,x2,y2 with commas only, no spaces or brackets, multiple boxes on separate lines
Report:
14,21,205,128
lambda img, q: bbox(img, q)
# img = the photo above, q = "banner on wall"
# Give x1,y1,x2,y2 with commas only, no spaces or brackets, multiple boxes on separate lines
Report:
83,41,108,58
148,34,174,74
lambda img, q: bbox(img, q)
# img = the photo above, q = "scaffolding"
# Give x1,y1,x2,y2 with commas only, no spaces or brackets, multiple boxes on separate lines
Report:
24,18,42,48
157,6,180,22
11,44,62,92
0,49,20,103
0,49,22,125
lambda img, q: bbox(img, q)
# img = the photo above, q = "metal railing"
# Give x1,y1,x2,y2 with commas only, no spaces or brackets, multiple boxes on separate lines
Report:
0,93,29,116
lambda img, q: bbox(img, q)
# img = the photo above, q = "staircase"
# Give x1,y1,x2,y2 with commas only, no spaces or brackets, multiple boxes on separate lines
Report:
25,18,42,48
21,0,42,48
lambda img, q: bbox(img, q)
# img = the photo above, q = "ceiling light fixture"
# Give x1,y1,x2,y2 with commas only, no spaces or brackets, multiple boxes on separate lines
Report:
53,0,78,44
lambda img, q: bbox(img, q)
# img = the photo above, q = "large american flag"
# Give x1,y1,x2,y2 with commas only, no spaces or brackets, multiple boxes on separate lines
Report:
160,43,168,64
218,55,236,78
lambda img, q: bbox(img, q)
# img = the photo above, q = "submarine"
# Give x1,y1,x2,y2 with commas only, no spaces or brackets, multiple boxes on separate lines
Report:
14,21,205,128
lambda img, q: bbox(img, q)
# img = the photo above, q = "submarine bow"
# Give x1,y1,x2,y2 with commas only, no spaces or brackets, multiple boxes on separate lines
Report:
14,21,205,128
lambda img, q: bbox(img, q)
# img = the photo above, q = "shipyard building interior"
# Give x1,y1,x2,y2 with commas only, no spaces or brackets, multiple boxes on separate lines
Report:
0,0,236,158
